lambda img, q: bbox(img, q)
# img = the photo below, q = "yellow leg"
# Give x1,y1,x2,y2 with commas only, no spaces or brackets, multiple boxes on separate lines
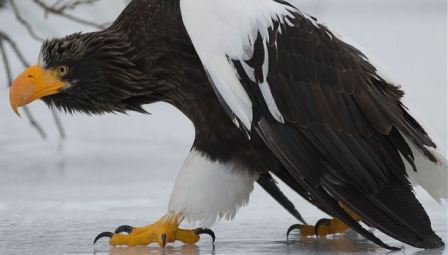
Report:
288,202,362,237
94,214,215,247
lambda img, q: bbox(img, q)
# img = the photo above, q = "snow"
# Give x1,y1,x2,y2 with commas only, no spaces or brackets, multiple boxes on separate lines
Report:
0,1,446,254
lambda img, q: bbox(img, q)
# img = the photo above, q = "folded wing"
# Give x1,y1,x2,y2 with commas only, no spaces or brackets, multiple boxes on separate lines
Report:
180,0,445,249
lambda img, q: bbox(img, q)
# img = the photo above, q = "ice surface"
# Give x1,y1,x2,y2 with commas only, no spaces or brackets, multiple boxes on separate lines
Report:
0,1,447,254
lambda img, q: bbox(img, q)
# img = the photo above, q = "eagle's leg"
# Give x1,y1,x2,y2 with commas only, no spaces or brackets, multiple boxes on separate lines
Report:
94,214,214,247
287,202,361,238
94,147,256,247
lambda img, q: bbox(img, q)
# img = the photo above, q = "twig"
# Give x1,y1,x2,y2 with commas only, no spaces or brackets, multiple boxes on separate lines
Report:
51,106,66,140
0,37,47,139
9,0,45,41
0,31,28,66
22,106,48,139
33,0,104,29
53,0,100,13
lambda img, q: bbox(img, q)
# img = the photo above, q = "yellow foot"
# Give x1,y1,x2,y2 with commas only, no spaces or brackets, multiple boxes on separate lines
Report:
93,214,215,247
287,203,361,238
287,217,352,238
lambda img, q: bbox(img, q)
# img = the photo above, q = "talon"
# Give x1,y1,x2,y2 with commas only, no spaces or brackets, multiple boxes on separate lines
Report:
161,233,167,247
286,224,302,239
114,225,134,234
315,218,332,237
194,228,216,243
102,214,207,247
93,231,114,244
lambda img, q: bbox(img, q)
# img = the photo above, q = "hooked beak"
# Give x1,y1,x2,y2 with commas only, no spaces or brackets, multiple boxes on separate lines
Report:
9,65,65,116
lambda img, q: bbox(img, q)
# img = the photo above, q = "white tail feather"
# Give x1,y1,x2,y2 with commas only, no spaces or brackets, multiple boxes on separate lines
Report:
398,96,448,203
402,140,448,204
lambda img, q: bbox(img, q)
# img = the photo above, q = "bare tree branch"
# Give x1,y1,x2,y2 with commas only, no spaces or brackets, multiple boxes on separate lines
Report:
9,0,45,41
0,31,29,66
21,106,48,139
52,0,100,13
0,34,47,139
33,0,105,29
51,106,66,139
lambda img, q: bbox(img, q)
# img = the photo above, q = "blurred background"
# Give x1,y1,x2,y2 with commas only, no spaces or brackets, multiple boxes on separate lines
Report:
0,0,446,254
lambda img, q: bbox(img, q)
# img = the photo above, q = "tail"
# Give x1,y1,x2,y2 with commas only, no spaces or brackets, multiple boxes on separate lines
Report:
404,141,448,203
399,98,448,203
328,176,445,249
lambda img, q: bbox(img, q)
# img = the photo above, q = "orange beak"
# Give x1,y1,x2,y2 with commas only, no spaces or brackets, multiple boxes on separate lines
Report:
9,65,65,116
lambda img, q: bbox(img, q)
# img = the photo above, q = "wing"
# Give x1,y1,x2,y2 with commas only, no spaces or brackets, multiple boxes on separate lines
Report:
180,0,445,249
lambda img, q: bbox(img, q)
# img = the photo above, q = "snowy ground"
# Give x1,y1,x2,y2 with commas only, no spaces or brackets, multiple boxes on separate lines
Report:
0,1,447,255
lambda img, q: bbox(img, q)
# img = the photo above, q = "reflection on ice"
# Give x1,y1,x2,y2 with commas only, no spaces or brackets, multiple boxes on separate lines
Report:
105,245,201,255
93,233,448,255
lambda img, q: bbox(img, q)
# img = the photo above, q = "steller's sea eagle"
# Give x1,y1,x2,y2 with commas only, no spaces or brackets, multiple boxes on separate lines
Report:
8,0,447,250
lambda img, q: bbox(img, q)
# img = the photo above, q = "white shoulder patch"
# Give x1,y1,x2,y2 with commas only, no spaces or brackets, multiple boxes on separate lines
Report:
180,0,297,129
168,149,259,228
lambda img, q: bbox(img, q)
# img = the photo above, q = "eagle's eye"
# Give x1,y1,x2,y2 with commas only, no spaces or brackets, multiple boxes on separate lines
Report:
56,65,69,76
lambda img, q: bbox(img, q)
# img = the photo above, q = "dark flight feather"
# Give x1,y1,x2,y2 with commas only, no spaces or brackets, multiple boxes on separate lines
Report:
257,172,306,224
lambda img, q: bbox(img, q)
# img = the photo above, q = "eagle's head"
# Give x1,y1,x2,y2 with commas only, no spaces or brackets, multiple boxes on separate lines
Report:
9,30,156,116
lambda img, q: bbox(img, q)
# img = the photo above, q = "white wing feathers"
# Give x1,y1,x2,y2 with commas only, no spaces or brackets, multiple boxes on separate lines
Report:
180,0,295,129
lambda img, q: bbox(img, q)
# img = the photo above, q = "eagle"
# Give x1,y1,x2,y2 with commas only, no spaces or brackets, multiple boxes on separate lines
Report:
8,0,447,250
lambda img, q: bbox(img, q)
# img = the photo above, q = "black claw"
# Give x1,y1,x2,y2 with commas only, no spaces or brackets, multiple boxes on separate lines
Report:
114,225,134,234
194,228,216,243
93,232,114,244
161,233,167,247
315,218,332,238
286,224,303,240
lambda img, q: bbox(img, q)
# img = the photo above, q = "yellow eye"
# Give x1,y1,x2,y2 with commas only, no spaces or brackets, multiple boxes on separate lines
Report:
56,65,69,76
